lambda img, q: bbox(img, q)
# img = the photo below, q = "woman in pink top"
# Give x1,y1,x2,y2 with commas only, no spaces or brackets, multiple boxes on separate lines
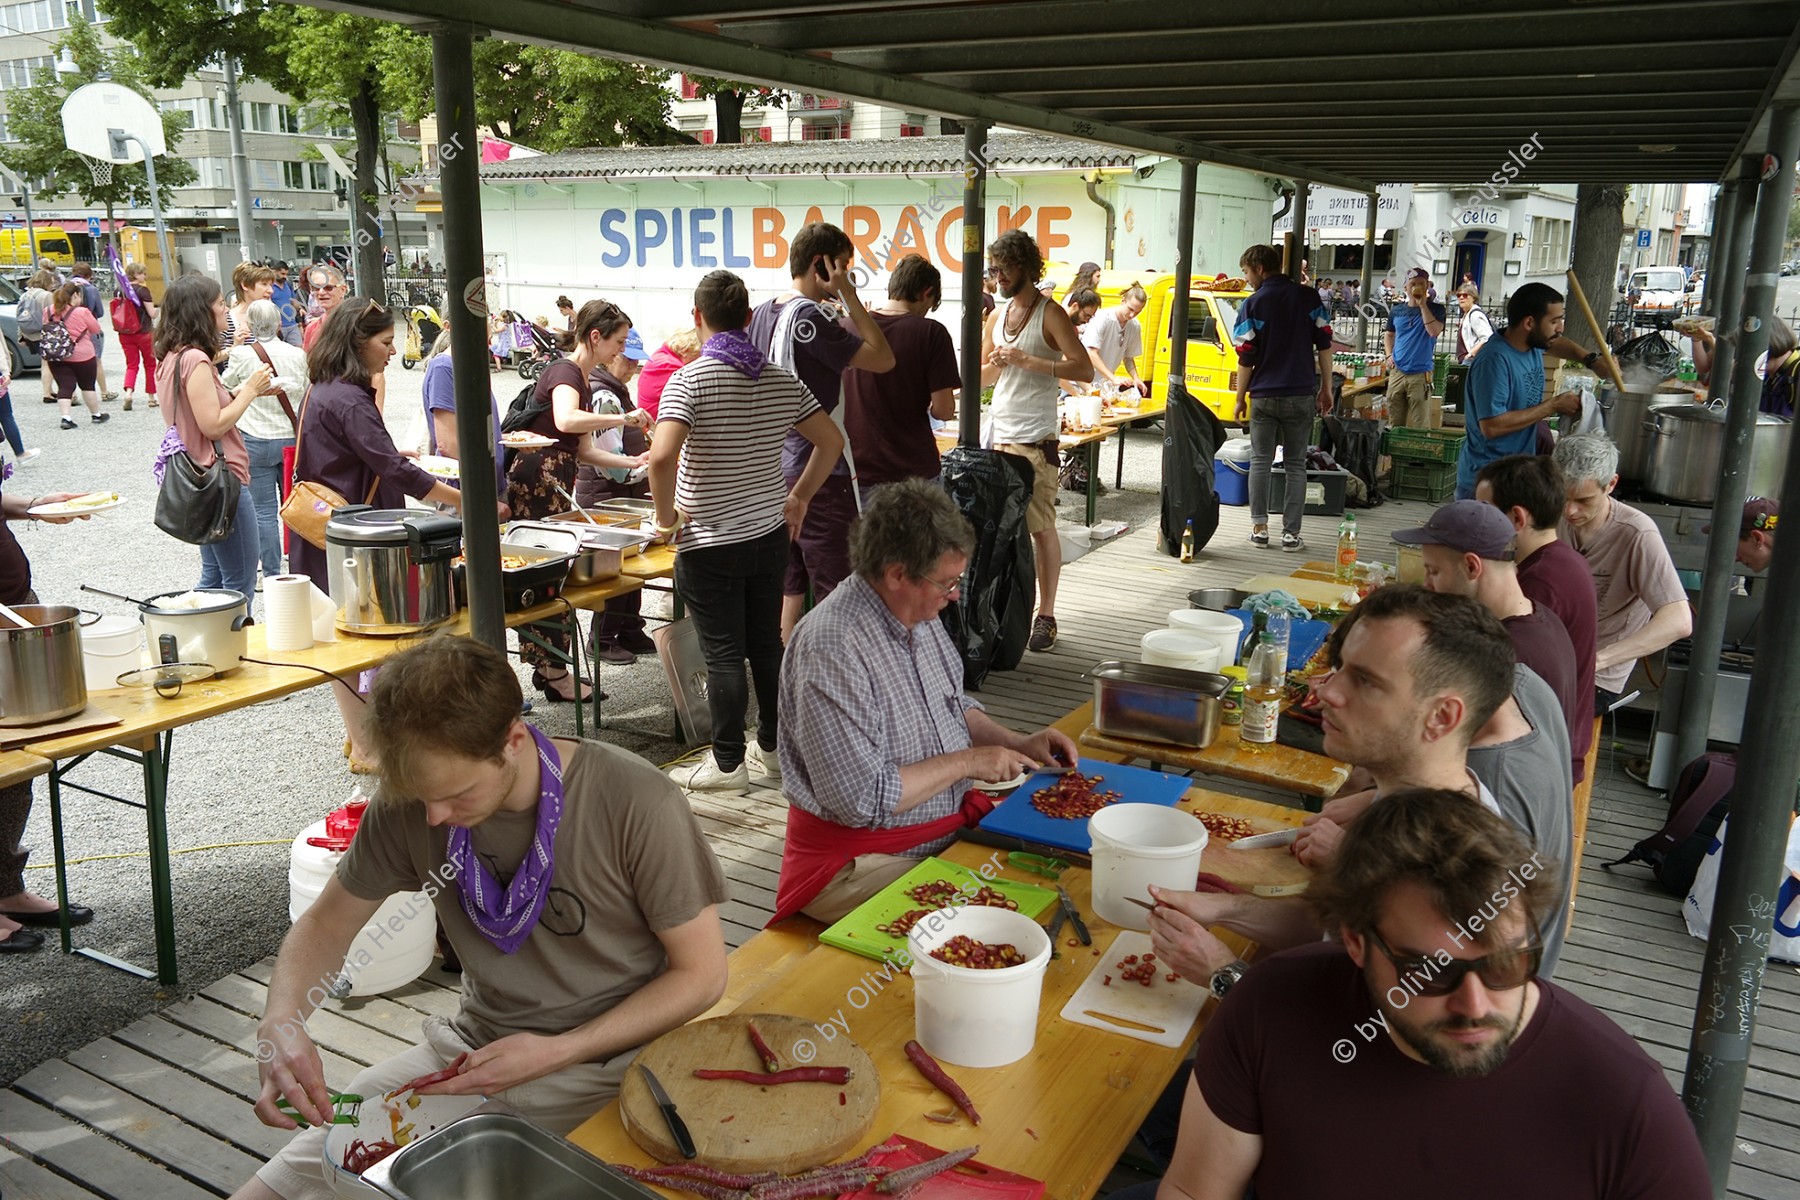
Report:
154,274,274,606
46,282,107,431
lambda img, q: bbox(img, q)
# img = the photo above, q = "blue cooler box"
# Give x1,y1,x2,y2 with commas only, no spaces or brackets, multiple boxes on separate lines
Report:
1214,438,1252,506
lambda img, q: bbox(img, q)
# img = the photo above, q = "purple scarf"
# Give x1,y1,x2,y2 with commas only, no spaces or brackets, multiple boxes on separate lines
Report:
702,330,766,380
447,724,565,955
150,426,187,485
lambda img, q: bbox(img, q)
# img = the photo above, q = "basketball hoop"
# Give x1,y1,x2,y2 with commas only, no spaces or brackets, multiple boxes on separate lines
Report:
85,155,112,187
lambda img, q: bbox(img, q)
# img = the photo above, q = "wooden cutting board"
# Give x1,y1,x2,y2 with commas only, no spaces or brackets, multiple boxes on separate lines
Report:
1058,932,1210,1048
1237,573,1362,611
619,1013,879,1174
1190,806,1314,897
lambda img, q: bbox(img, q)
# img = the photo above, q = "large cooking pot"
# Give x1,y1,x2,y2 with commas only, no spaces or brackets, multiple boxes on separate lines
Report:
327,506,462,635
1642,405,1792,505
1599,383,1697,481
0,605,90,726
139,589,251,672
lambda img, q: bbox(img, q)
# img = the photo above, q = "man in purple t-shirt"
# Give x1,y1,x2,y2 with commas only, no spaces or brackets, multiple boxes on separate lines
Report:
748,222,895,641
841,255,958,502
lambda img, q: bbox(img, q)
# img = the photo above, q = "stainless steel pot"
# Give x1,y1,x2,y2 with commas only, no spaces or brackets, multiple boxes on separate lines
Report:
326,507,462,635
508,521,650,584
0,605,89,726
1599,383,1696,481
1642,405,1792,505
140,589,250,673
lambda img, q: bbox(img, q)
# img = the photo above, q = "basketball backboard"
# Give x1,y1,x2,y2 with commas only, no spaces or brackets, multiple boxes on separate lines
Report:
61,82,165,163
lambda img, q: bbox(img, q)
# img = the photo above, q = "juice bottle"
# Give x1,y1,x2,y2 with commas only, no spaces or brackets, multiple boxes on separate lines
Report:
1241,629,1284,753
1335,512,1358,583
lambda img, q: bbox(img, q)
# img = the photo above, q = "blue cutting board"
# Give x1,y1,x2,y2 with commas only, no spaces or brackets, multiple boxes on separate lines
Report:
977,757,1194,855
1225,609,1332,669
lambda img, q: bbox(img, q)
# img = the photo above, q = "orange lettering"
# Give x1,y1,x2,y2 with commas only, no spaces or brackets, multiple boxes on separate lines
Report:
802,206,825,229
1035,206,1073,259
886,206,928,270
753,207,788,269
935,206,965,275
843,205,881,272
997,205,1032,232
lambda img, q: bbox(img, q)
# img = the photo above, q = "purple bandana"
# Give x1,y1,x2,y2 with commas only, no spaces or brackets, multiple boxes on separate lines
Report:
446,724,565,955
151,427,187,485
701,330,766,380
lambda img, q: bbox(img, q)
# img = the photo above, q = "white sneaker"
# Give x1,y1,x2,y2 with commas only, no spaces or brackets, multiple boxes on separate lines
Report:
669,752,748,795
14,448,39,463
746,741,781,786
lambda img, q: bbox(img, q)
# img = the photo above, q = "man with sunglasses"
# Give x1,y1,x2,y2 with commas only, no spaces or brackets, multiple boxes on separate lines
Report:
1146,789,1707,1200
301,263,347,351
771,481,1077,923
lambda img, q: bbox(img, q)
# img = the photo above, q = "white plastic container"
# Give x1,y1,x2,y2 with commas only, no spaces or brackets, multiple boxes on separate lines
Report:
288,818,438,997
1073,393,1104,427
80,614,143,692
908,906,1051,1068
1166,609,1244,663
1089,804,1210,931
1140,628,1221,673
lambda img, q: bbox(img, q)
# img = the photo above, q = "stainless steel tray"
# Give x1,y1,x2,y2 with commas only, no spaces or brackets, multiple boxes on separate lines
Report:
360,1106,659,1200
1090,659,1229,749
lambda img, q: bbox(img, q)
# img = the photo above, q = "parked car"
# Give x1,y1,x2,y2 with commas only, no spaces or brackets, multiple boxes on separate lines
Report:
0,275,41,377
1628,266,1689,322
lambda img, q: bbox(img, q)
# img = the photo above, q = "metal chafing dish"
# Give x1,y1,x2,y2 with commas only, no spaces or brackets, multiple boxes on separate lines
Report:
510,520,652,584
1090,660,1231,749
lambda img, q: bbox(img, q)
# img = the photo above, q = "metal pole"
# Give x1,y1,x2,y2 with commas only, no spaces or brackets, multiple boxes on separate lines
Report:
222,55,258,263
20,183,36,270
1681,104,1800,1196
1700,180,1737,318
1288,181,1310,279
127,135,175,288
1708,159,1759,405
1167,159,1197,392
957,119,989,449
431,21,504,651
1358,191,1377,352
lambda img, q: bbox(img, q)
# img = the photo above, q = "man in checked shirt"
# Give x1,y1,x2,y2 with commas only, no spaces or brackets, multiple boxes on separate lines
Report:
768,480,1079,924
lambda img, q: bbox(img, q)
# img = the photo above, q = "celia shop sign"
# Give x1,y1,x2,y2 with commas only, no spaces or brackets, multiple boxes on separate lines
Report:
593,203,1075,273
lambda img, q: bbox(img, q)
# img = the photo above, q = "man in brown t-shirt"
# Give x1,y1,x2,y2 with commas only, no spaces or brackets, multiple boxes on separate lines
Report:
842,255,960,501
234,638,728,1200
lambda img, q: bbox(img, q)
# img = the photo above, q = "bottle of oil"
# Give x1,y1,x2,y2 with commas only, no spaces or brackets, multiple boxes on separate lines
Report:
1180,518,1196,563
1241,616,1283,752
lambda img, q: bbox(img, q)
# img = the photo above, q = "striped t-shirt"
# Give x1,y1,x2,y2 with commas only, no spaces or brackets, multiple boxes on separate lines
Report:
657,357,822,549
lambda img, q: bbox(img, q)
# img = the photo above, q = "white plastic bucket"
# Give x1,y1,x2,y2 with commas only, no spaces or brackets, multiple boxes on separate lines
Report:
1089,804,1209,931
80,614,143,692
1073,394,1104,427
908,906,1051,1068
1166,609,1244,663
1140,628,1221,673
289,820,437,997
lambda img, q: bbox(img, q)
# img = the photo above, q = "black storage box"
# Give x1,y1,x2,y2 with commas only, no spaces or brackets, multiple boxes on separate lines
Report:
1268,468,1351,516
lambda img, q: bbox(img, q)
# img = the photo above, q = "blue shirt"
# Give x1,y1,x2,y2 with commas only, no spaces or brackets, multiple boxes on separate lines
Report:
1232,274,1333,399
1459,334,1544,492
271,282,300,331
1387,300,1447,374
422,352,505,495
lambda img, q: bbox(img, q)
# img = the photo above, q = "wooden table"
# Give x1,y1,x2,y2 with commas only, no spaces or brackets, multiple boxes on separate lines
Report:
0,748,51,789
1066,700,1350,801
1101,396,1166,489
569,792,1304,1200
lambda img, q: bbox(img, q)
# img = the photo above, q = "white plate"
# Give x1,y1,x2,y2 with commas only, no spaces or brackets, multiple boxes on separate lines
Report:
28,493,124,517
417,455,460,480
977,770,1032,793
324,1089,484,1191
499,432,556,449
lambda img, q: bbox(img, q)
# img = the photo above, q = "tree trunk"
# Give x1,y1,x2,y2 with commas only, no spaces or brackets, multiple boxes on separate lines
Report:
1571,184,1629,348
348,72,386,303
713,90,745,143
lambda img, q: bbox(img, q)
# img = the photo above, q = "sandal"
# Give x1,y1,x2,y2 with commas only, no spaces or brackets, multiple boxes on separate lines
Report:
532,669,595,704
342,738,379,775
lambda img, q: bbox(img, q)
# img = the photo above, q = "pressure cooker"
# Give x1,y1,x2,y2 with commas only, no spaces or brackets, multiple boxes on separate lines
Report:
326,507,462,635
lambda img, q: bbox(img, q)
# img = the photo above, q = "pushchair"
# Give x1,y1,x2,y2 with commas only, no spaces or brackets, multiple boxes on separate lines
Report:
400,303,444,370
510,314,563,380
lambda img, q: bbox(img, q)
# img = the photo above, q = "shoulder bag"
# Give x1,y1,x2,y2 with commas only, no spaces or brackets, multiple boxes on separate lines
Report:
154,352,241,545
280,390,379,549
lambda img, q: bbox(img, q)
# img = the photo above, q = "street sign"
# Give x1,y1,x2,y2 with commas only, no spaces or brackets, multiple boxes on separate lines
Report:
1,216,21,229
1637,230,1653,248
87,217,101,237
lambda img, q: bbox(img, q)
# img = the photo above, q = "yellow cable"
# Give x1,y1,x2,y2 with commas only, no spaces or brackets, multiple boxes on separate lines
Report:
24,838,295,869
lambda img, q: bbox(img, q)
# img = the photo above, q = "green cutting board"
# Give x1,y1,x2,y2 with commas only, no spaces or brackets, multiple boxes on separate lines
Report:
818,855,1059,964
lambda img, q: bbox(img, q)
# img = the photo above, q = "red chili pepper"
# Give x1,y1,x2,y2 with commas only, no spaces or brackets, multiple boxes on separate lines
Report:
874,1144,980,1194
904,1039,980,1126
341,1138,401,1173
923,1110,957,1124
838,1091,846,1106
1103,974,1112,985
692,1066,851,1084
746,1019,781,1074
390,1051,469,1097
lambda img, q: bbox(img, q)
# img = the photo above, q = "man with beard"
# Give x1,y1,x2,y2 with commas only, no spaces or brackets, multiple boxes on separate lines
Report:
1454,282,1598,498
1145,789,1708,1200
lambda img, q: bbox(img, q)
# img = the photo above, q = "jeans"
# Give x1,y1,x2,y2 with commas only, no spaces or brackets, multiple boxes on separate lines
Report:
242,433,294,579
197,485,260,612
674,525,787,771
1248,393,1315,537
0,389,22,455
280,326,303,348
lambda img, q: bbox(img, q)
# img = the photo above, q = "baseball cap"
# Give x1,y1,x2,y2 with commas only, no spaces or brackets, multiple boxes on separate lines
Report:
1392,500,1517,560
622,329,650,361
1703,497,1779,537
1405,267,1430,285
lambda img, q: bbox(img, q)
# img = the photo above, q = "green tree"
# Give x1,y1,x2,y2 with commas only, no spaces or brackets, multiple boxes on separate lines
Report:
0,19,195,266
684,75,781,144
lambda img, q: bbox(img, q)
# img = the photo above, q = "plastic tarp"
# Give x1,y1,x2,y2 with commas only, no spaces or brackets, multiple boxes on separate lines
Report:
1158,385,1226,557
1319,415,1386,507
939,445,1036,689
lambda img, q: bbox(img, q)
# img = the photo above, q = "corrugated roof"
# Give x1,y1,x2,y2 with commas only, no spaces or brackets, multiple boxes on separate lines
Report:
479,132,1137,181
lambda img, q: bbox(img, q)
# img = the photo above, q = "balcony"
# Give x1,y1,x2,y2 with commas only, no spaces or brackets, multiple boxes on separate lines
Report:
793,93,842,111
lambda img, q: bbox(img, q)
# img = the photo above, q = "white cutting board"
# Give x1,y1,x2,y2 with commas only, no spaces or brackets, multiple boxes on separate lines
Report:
1058,932,1211,1048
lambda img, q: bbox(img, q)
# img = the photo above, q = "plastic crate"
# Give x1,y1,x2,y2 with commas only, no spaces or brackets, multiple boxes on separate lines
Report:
1383,426,1466,465
1392,459,1457,503
1444,363,1469,413
1269,467,1350,516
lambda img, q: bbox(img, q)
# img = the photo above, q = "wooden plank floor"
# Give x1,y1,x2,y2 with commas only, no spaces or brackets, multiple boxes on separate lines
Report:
2,493,1796,1198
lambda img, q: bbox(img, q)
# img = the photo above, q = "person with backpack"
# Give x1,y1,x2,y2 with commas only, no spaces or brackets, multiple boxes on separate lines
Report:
113,261,158,410
43,281,107,430
16,269,56,407
69,263,117,403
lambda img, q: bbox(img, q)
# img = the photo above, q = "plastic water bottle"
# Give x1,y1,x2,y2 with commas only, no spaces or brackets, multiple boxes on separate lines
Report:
1241,627,1284,753
1336,513,1358,583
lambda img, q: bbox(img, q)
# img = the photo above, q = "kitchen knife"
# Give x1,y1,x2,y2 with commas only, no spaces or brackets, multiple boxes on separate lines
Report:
637,1064,696,1159
1046,904,1067,958
1055,884,1091,945
1227,828,1302,851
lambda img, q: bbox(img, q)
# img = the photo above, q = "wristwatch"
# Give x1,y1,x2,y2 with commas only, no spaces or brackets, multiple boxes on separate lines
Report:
1209,959,1248,1000
1582,351,1601,370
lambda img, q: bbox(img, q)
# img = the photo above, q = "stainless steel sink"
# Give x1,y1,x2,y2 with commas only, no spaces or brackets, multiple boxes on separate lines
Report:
359,1108,661,1200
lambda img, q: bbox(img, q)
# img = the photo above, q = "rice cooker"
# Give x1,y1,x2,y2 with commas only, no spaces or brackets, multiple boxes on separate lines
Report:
139,589,251,673
326,506,462,636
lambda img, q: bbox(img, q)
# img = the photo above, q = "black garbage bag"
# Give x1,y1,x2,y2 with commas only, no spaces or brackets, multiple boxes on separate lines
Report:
1319,414,1385,507
1614,331,1681,381
938,445,1036,689
1159,385,1227,557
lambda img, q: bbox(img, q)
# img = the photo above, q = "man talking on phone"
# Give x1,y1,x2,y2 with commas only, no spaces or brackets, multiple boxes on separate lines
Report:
749,223,896,643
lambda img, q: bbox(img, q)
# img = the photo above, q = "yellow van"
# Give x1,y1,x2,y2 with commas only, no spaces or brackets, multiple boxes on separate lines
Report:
1049,265,1253,422
0,226,75,268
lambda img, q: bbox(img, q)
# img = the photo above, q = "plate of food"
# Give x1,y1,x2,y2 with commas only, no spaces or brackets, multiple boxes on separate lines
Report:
417,455,460,481
28,491,124,517
499,431,556,449
323,1067,484,1190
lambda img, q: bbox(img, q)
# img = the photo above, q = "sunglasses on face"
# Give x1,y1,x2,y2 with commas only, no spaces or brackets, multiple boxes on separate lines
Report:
1365,927,1540,996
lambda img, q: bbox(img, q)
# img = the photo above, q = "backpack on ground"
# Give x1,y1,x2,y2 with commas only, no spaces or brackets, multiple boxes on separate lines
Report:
38,313,76,362
16,288,46,338
110,292,143,335
1603,751,1735,896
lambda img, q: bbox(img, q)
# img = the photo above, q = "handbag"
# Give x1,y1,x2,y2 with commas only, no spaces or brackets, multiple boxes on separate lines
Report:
250,340,298,431
279,392,378,549
155,436,240,545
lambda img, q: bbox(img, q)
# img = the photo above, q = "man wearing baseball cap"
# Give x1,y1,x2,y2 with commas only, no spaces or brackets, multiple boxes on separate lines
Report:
1716,497,1779,572
1382,268,1447,429
1394,501,1586,784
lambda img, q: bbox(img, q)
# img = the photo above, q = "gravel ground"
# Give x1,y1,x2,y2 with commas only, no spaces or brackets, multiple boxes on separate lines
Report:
0,342,1172,1086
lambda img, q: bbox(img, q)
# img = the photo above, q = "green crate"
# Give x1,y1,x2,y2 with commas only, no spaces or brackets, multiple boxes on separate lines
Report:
1392,459,1457,503
1432,350,1451,393
1384,426,1466,465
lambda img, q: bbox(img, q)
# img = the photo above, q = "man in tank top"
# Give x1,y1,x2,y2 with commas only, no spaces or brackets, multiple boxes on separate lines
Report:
979,230,1093,652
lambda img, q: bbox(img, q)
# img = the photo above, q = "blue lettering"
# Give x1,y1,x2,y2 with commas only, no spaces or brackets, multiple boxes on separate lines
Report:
671,205,684,267
720,206,752,268
690,208,718,268
634,209,668,268
600,209,630,268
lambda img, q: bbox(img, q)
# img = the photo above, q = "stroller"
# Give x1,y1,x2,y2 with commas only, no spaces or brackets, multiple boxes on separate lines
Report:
400,303,444,370
508,313,564,380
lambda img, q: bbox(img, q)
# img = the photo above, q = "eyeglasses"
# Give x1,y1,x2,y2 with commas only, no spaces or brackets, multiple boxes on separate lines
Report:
1365,927,1540,996
918,571,964,599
